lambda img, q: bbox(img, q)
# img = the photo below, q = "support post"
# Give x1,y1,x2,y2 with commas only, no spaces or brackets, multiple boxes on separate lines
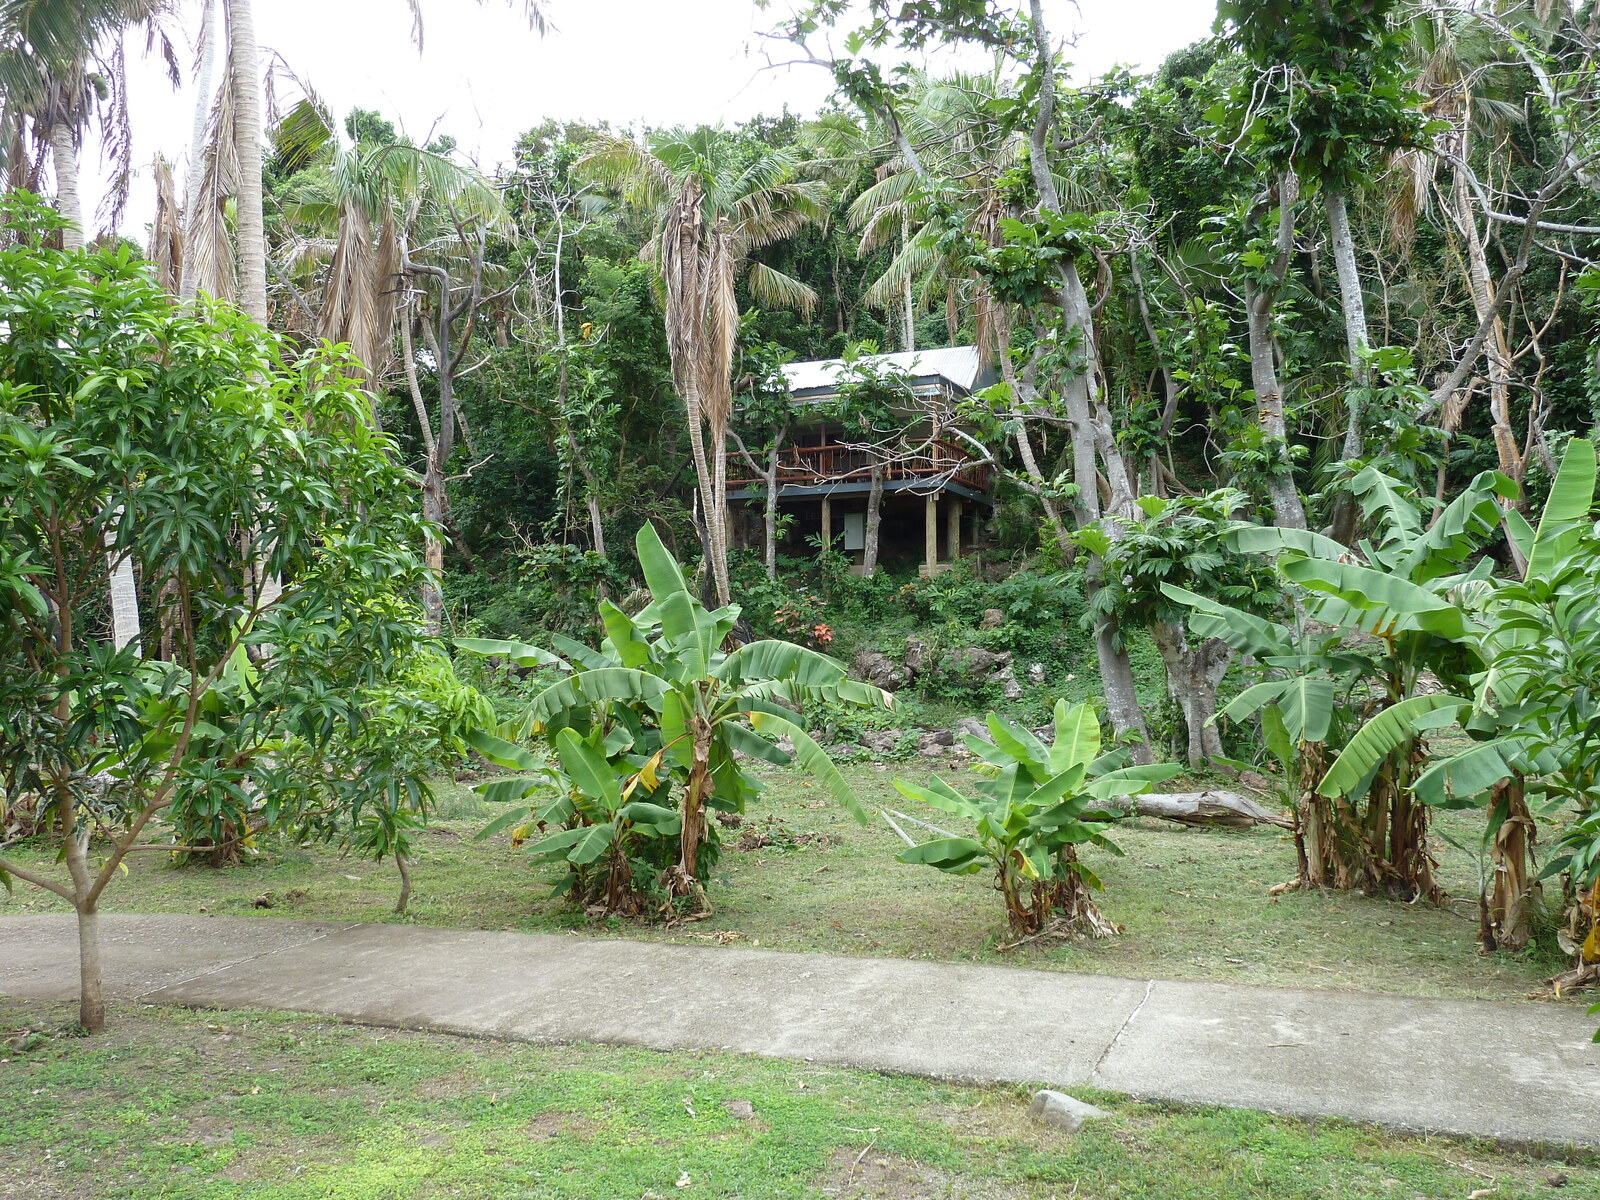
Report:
820,495,832,549
945,496,962,561
924,493,938,572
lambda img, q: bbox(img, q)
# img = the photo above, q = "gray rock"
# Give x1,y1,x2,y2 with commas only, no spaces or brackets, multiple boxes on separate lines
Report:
1027,1089,1109,1133
852,650,908,692
903,636,931,677
953,717,990,742
939,646,1000,676
917,730,955,757
980,608,1005,629
861,729,901,755
995,665,1024,701
1027,662,1046,685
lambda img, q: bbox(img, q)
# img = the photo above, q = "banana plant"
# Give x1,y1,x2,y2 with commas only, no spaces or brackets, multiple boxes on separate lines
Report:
457,522,889,914
1314,440,1599,955
1163,466,1516,900
887,701,1179,938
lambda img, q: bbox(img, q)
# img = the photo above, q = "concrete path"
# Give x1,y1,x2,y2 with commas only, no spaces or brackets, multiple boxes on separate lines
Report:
3,913,1597,1147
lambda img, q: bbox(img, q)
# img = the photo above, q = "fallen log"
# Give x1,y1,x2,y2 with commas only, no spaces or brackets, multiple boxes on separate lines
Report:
1103,791,1293,830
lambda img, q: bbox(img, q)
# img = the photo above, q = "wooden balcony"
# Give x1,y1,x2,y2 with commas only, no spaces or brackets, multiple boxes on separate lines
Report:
727,438,992,493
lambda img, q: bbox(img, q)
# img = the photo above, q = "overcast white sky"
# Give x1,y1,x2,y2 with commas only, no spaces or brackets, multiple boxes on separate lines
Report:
91,0,1218,238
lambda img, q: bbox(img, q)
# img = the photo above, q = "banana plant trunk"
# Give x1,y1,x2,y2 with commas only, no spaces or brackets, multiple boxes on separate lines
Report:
672,714,714,905
1483,774,1535,952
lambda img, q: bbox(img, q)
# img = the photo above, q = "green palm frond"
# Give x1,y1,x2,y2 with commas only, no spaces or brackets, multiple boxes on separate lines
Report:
746,261,817,317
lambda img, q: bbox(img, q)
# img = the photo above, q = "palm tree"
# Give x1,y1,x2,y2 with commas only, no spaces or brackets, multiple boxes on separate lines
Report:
0,0,176,247
1,0,173,655
581,127,827,607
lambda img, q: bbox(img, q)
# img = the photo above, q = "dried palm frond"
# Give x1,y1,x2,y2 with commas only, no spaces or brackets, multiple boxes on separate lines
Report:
147,152,181,291
181,37,239,304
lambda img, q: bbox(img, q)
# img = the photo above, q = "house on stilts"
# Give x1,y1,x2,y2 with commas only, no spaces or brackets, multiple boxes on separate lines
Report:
727,346,997,576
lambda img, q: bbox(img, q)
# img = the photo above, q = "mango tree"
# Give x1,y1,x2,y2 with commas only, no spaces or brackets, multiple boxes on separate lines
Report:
0,197,435,1032
457,522,889,914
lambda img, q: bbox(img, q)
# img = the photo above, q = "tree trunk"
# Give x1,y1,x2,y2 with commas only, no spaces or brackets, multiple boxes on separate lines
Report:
1454,170,1522,486
862,464,884,576
227,0,268,322
393,851,412,915
1244,174,1308,531
75,901,104,1034
178,0,219,301
901,213,915,352
104,507,142,653
585,492,607,559
1150,621,1231,768
420,467,447,635
1325,188,1371,545
763,442,781,579
49,121,85,250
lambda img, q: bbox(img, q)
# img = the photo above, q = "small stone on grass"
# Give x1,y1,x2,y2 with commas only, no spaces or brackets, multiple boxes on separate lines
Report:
1027,1089,1108,1134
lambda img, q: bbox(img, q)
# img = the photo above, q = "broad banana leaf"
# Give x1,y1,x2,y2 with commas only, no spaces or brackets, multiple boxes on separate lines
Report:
617,801,680,834
748,710,867,824
1349,466,1422,539
895,836,986,873
987,713,1051,773
598,600,653,670
475,774,550,804
635,522,690,604
555,728,620,808
549,632,612,671
1280,558,1466,640
454,637,567,670
1227,525,1349,560
526,668,671,723
1526,439,1597,587
1397,471,1513,583
1162,583,1295,658
1087,763,1183,799
466,728,543,770
722,719,792,765
1048,700,1101,777
715,639,846,686
891,775,982,820
1317,694,1468,798
1412,737,1524,807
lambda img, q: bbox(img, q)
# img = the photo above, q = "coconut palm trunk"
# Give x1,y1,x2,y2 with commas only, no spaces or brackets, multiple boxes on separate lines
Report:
48,120,85,249
180,0,219,285
227,0,267,323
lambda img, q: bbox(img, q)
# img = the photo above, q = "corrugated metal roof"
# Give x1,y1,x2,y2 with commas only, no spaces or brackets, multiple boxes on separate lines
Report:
781,346,986,395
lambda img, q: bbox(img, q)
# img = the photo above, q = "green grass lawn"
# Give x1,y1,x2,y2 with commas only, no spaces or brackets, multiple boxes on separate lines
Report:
0,762,1572,1004
1,999,1591,1200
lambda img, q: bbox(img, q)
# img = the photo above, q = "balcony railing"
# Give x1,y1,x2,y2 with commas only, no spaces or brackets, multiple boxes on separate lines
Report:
728,438,992,492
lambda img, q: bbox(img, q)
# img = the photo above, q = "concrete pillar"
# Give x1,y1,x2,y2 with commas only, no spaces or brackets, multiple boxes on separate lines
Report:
820,495,832,548
945,496,962,560
924,493,938,571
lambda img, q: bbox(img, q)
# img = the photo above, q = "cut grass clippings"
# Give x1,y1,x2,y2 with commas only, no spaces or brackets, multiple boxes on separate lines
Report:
1,1000,1592,1200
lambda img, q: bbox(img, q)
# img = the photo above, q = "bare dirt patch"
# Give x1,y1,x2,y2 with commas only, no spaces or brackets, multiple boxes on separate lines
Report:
817,1147,1022,1199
